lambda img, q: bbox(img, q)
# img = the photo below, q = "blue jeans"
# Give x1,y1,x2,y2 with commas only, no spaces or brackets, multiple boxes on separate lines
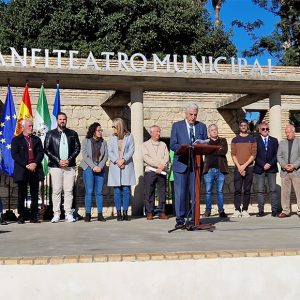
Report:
114,186,131,211
203,168,225,212
83,167,105,214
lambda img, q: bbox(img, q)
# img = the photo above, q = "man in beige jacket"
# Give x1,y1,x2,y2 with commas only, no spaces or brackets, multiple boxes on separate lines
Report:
143,125,169,220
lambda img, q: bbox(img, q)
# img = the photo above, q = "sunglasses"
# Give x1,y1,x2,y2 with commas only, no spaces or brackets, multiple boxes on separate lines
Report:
261,128,269,131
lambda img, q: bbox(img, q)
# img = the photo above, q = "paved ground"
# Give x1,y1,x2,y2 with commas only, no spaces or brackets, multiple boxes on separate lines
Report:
1,213,300,258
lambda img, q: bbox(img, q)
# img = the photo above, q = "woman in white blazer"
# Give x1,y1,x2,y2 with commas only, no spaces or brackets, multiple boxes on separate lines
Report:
80,122,108,222
107,118,136,221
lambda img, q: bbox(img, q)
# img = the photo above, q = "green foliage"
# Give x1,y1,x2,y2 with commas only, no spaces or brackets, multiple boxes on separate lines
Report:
236,0,300,66
0,0,236,59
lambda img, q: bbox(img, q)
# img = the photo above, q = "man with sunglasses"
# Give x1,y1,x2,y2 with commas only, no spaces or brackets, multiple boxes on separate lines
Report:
231,119,257,218
254,122,280,217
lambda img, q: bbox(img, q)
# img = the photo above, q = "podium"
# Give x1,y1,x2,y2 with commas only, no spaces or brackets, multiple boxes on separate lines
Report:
174,143,221,231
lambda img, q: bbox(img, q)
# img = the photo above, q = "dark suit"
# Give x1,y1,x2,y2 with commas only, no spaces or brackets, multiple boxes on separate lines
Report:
170,120,207,224
254,135,280,214
11,133,44,220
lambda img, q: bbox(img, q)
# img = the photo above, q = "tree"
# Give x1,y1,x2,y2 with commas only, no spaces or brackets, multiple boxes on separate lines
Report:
235,0,300,65
0,0,236,59
196,0,225,28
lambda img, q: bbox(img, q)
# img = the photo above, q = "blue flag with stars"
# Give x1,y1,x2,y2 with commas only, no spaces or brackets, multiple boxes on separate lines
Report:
0,85,17,176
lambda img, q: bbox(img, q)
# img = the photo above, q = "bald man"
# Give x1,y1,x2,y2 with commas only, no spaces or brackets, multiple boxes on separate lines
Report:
277,124,300,218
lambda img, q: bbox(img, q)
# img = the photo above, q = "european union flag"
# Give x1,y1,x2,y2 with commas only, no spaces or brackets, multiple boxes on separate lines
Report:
0,85,17,177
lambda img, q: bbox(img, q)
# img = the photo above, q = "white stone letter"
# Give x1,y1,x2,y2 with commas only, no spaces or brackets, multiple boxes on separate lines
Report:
118,52,129,71
83,51,99,70
101,52,114,71
209,56,213,73
152,54,170,72
0,52,6,66
130,53,147,72
250,58,263,75
10,47,27,67
268,59,272,75
238,58,248,75
213,56,227,74
173,55,187,73
44,49,49,68
191,56,206,73
231,57,236,74
69,50,79,69
53,49,67,68
31,48,41,67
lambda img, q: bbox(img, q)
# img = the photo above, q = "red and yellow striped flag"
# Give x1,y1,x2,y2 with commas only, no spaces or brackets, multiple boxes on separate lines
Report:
15,83,33,136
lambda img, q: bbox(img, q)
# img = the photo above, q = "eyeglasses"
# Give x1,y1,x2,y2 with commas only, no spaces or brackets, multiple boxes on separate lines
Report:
261,128,269,132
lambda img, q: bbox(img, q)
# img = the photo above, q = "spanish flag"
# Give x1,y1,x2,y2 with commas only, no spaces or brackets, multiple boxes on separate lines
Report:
15,83,33,136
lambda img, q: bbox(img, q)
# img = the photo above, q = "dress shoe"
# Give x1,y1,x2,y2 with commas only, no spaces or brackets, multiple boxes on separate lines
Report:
256,211,265,217
85,213,91,222
0,213,8,225
30,218,41,223
271,212,279,217
219,211,228,218
98,213,106,222
117,210,122,221
17,218,25,224
122,210,130,221
146,213,153,220
278,212,289,218
158,213,169,220
204,209,211,217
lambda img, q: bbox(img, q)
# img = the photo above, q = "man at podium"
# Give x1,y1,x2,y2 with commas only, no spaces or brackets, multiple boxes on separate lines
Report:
170,102,208,227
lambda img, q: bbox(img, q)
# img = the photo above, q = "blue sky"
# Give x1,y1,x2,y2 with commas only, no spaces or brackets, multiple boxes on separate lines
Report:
207,0,280,65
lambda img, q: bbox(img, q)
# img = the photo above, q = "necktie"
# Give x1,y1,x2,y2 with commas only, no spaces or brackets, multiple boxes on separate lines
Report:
264,137,268,150
189,125,195,144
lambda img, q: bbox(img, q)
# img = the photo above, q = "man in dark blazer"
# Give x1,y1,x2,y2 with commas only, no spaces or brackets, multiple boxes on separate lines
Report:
254,122,280,217
170,102,208,227
11,118,44,223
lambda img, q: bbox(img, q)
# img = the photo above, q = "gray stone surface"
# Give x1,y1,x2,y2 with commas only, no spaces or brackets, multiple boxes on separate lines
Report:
1,214,300,258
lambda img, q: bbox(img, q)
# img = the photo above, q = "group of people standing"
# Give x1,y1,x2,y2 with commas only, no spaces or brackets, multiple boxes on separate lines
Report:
171,102,300,228
9,113,137,224
2,102,300,227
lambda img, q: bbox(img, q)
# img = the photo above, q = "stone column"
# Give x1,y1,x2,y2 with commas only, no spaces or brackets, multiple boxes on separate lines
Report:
269,92,282,187
130,87,144,216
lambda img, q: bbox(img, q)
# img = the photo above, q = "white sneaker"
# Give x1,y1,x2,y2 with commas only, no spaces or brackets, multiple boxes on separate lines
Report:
241,210,251,218
65,213,75,223
231,210,242,218
51,215,60,223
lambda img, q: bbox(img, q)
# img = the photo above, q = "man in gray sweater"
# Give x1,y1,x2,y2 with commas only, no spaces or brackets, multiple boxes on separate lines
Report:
143,125,169,220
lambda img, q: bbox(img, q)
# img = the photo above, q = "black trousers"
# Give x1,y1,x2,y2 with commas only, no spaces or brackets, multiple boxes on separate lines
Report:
144,171,166,214
17,170,39,220
233,166,253,211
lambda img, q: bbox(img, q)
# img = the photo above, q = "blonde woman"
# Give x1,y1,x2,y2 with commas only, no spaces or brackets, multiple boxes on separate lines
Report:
107,118,136,221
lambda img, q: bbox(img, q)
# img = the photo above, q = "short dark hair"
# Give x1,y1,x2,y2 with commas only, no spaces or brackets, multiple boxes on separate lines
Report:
56,112,67,119
239,119,248,126
86,122,101,139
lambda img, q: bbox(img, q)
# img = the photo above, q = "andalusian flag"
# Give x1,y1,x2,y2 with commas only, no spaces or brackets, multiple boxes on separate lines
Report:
51,83,61,129
34,84,51,175
15,83,33,136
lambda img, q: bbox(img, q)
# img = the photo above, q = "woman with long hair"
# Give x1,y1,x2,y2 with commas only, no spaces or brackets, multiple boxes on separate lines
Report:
80,122,108,222
107,118,136,221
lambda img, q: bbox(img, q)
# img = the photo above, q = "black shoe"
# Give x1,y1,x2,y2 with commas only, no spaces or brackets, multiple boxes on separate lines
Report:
219,211,228,218
271,211,279,217
17,218,25,224
204,209,211,217
117,210,123,221
30,218,41,223
0,213,8,225
122,210,130,221
84,213,91,222
97,213,106,222
257,211,265,217
175,221,185,229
